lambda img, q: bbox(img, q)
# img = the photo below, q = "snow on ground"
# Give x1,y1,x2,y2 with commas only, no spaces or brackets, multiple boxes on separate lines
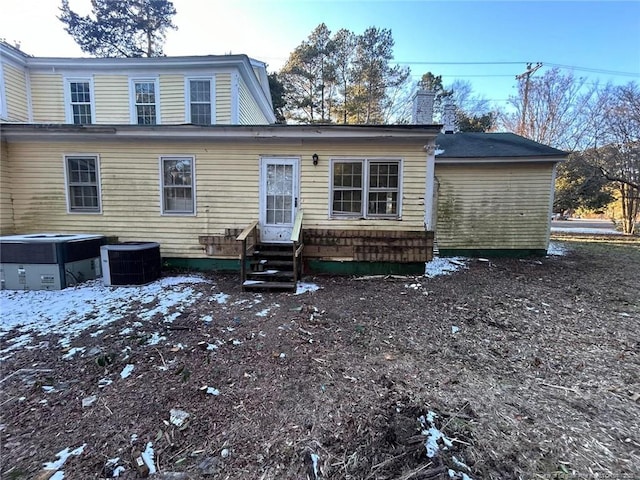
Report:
547,241,570,256
0,275,324,360
550,226,621,235
425,257,467,278
0,276,210,360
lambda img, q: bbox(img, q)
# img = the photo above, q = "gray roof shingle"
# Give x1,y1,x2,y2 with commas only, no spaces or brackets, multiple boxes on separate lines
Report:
435,132,567,158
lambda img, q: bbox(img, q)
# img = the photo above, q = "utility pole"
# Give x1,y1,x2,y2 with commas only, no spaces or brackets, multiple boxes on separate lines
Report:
515,62,542,136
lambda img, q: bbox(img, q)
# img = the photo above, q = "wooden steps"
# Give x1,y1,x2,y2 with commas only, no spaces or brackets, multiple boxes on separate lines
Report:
243,243,297,292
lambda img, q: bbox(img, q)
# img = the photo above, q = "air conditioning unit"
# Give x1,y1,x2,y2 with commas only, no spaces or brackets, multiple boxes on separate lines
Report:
101,242,162,286
0,233,106,290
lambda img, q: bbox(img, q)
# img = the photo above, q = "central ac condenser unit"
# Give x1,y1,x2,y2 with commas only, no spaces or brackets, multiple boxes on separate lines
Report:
101,242,162,286
0,233,106,290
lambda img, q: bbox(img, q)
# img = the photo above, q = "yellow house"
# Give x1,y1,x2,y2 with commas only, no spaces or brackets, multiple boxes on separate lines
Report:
0,43,566,289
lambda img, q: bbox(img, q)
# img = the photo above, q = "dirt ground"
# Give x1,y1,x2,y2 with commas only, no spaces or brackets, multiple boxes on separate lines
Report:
1,234,639,480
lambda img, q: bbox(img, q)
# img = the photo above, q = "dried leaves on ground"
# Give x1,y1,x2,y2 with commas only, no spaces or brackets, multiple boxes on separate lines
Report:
1,236,639,480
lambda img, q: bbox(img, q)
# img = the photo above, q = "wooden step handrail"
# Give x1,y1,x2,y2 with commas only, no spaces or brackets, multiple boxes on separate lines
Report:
237,220,259,289
291,210,304,286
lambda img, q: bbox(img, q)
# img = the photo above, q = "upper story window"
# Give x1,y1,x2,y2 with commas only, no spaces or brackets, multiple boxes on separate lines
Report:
330,159,401,219
130,78,159,125
160,156,195,214
64,155,101,213
186,78,214,125
65,79,94,124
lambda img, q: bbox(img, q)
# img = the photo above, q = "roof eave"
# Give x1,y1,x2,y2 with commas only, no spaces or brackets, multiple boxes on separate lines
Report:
0,123,443,142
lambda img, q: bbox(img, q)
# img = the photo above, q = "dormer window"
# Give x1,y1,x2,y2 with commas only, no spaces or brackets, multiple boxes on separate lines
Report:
186,77,214,125
65,79,94,124
130,78,160,125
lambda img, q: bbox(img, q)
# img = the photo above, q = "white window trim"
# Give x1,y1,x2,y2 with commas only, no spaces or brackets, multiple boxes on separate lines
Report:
63,154,102,214
159,155,197,216
129,77,161,125
329,157,403,220
184,76,216,125
63,77,96,124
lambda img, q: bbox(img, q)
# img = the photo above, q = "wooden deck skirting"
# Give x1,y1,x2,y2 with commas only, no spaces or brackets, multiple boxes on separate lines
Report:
302,229,434,263
200,228,434,263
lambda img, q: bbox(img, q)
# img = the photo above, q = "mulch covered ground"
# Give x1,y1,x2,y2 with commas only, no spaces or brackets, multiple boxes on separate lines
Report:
1,234,639,480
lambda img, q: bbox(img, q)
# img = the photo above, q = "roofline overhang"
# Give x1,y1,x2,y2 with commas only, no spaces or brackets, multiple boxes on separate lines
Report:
435,155,566,164
0,123,443,142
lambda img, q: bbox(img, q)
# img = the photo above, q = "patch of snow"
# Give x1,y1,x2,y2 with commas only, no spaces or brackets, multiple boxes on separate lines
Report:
120,364,134,379
43,444,86,471
0,276,210,360
451,326,460,334
141,442,156,474
42,386,56,393
146,332,166,346
547,241,570,256
310,453,320,479
62,347,85,360
425,257,467,278
551,226,620,235
212,292,229,304
98,378,112,388
206,387,220,395
256,307,271,317
201,314,214,323
112,465,125,477
296,283,320,295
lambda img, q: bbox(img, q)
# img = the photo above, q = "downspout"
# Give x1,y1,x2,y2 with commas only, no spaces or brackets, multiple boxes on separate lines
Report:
424,141,436,231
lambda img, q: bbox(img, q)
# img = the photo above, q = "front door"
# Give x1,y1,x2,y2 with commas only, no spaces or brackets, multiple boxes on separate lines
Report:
259,157,299,243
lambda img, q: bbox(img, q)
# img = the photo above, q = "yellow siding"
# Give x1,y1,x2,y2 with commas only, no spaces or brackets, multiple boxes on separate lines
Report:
215,73,232,124
160,74,184,124
435,163,553,250
0,141,14,234
238,77,268,124
3,64,29,122
94,75,129,123
30,73,64,123
5,138,428,258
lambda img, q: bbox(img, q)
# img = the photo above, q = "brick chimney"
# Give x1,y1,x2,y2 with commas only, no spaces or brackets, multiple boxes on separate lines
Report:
442,102,456,134
412,90,435,124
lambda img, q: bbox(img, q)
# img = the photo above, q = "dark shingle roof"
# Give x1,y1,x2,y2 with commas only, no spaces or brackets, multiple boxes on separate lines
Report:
435,132,567,158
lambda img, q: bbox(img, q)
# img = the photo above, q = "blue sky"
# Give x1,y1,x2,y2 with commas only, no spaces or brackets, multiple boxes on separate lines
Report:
1,0,638,109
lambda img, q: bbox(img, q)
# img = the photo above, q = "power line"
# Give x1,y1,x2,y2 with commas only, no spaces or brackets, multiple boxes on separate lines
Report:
398,60,640,77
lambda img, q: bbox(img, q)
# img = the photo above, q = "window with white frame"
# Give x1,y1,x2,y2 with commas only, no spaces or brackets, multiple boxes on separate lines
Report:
64,155,101,213
331,159,401,218
161,156,195,214
132,79,158,125
187,78,212,125
67,80,93,124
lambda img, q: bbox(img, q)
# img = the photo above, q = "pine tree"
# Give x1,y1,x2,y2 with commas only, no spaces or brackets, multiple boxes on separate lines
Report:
58,0,177,57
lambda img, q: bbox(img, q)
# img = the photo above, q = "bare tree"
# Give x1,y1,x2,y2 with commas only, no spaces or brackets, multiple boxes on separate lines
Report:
501,68,598,150
587,83,640,234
